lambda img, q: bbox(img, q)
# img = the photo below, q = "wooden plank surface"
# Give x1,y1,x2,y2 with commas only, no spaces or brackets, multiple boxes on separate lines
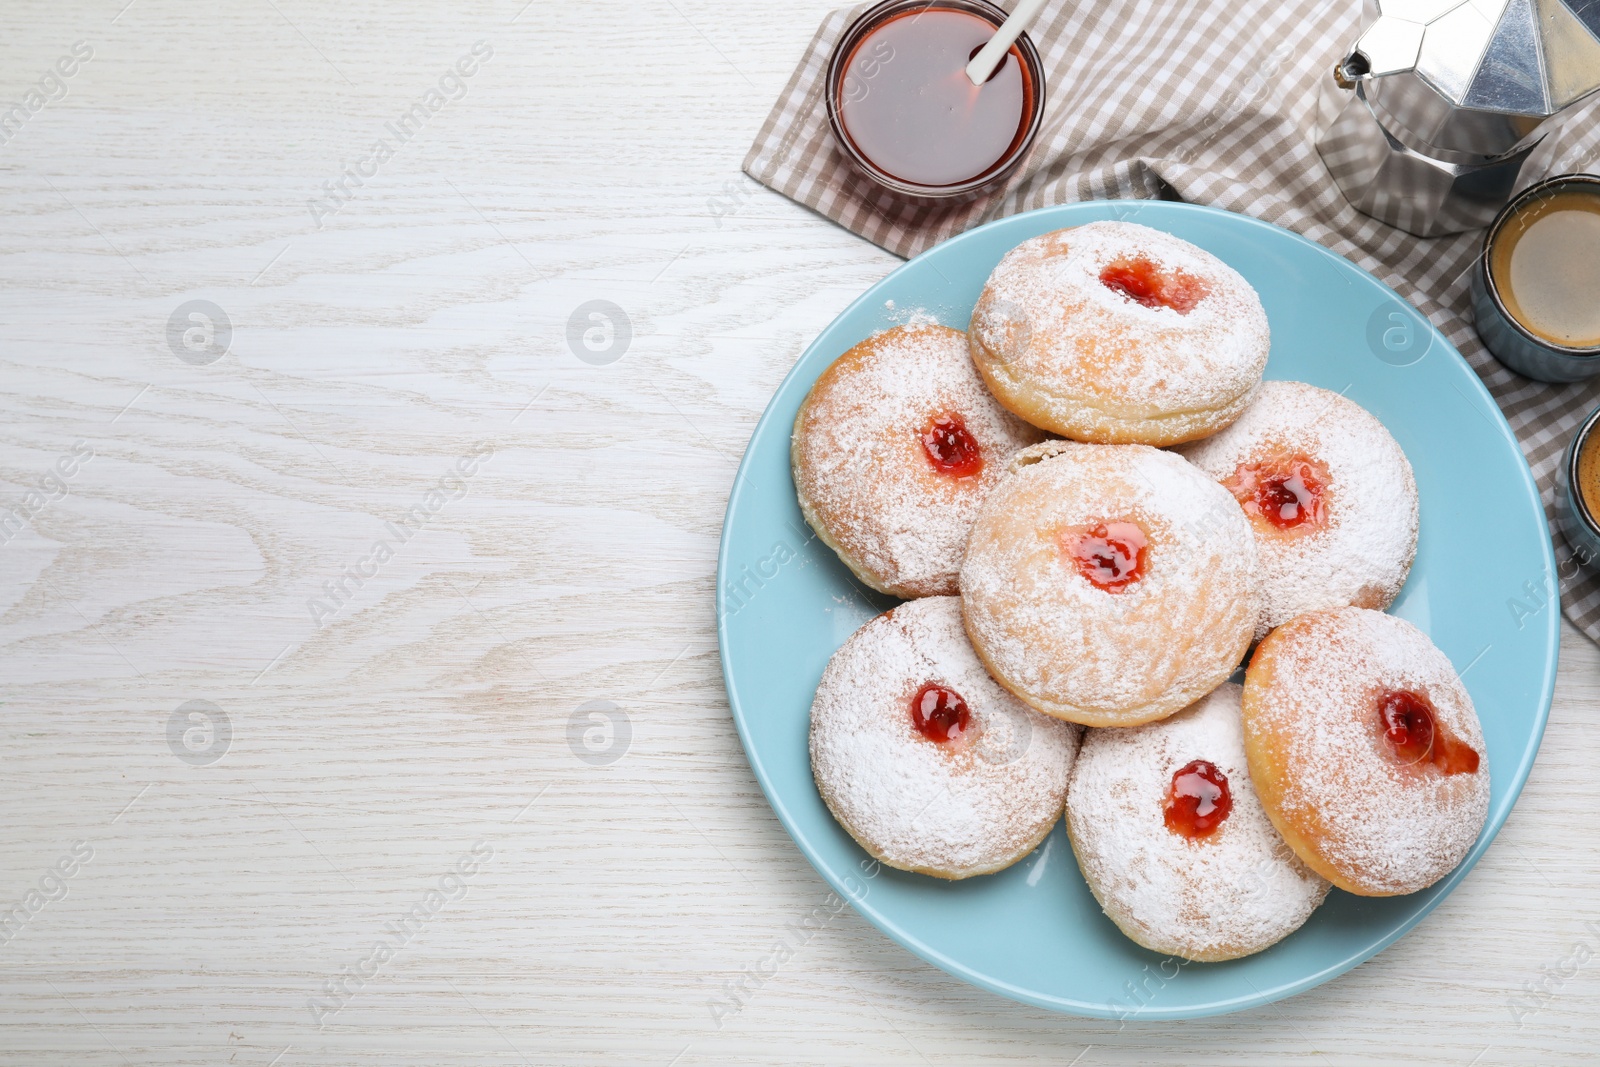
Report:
1,1,1596,1062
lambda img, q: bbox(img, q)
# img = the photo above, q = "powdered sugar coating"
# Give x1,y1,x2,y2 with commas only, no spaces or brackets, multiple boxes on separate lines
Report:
1242,608,1490,896
961,444,1259,725
969,222,1270,445
1179,381,1419,640
1066,684,1330,961
809,596,1082,878
792,324,1046,597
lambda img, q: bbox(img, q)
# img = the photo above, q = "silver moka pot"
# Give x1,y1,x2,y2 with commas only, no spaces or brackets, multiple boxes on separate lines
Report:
1317,0,1600,237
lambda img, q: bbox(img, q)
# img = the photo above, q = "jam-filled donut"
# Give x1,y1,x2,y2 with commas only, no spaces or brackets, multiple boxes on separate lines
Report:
1242,607,1490,897
1179,381,1419,641
792,324,1046,598
1066,683,1330,961
968,221,1270,446
809,596,1082,879
961,442,1257,727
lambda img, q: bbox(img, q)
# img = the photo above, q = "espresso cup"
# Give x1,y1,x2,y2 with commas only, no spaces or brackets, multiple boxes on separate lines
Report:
1472,173,1600,383
1560,403,1600,573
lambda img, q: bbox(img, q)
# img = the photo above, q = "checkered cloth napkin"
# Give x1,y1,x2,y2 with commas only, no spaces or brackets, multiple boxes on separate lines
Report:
744,0,1600,643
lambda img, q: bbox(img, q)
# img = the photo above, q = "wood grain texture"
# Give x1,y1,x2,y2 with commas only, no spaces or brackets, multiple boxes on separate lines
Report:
0,1,1597,1063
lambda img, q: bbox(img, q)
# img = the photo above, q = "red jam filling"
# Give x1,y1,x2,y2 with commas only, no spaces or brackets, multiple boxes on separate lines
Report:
910,683,971,744
1099,256,1210,315
920,414,983,479
1377,690,1481,775
1061,521,1149,592
1164,759,1232,839
1225,455,1329,532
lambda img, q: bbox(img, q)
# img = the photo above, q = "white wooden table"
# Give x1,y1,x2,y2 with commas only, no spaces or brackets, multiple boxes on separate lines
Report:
2,1,1598,1063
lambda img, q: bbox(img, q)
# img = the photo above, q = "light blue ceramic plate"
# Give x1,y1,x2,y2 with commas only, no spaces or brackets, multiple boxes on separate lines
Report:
715,201,1558,1019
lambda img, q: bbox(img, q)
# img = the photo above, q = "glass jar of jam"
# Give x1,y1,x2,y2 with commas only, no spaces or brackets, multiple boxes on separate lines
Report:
825,0,1046,201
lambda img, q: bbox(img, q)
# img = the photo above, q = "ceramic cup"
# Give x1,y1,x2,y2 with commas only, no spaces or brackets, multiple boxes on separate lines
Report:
1471,173,1600,383
1559,402,1600,573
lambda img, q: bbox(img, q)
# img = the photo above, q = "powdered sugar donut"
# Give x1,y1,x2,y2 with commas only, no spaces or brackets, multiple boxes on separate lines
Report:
1066,683,1330,961
1179,381,1418,641
968,221,1270,446
1243,608,1490,897
961,442,1258,727
809,596,1082,879
792,324,1046,597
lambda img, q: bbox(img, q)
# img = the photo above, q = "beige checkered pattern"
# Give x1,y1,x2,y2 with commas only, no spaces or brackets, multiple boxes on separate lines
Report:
744,0,1600,642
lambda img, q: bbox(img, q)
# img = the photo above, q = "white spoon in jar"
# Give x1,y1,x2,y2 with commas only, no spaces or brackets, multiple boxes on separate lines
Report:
965,0,1049,85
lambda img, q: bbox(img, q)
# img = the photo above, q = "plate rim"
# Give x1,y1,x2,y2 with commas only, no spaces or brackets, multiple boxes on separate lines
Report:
715,200,1560,1020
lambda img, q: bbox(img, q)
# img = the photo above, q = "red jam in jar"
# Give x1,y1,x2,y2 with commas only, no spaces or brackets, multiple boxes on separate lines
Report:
910,683,971,743
1164,759,1232,839
920,413,983,477
835,5,1035,189
1061,521,1149,592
